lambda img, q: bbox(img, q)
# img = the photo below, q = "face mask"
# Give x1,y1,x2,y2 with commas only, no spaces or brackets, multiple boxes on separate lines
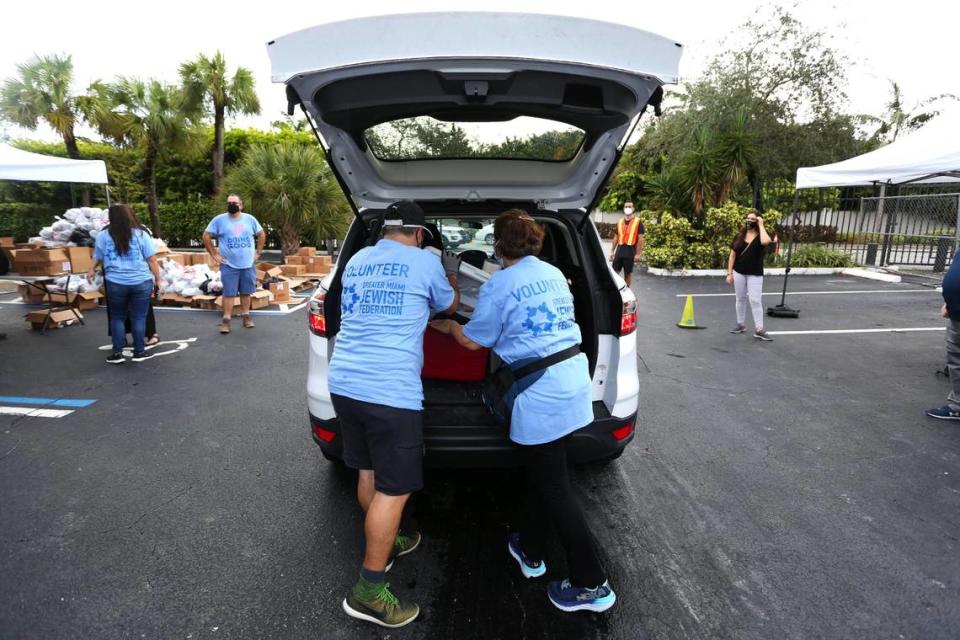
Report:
624,208,634,215
227,203,240,214
745,220,756,229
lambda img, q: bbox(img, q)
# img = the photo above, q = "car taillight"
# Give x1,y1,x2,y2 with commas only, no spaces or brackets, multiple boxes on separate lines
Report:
620,298,637,336
312,424,336,442
309,289,327,336
611,420,635,441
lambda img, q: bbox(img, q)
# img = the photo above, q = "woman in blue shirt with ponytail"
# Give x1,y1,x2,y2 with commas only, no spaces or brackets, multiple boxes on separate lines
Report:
431,210,616,613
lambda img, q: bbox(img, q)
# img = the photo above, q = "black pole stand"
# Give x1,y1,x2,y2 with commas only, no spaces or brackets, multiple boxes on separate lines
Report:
768,191,801,318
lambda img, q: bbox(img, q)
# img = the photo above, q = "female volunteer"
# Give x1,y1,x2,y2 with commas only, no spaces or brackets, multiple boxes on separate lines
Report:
725,210,773,341
89,204,161,364
430,210,616,613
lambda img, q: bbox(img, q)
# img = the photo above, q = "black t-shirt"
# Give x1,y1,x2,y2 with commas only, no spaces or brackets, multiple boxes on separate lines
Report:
732,235,764,276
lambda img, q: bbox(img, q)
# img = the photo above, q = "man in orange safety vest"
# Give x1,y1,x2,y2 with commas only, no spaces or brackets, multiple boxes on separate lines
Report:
609,201,645,286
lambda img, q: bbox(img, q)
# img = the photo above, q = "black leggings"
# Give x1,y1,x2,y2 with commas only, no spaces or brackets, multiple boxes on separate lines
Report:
517,436,606,588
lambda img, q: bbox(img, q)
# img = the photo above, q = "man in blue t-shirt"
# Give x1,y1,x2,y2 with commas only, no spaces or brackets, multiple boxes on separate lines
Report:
202,194,265,334
330,201,459,628
927,258,960,420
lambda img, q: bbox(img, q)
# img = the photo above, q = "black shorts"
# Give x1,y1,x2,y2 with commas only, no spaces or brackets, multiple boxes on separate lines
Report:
330,393,424,496
612,249,636,275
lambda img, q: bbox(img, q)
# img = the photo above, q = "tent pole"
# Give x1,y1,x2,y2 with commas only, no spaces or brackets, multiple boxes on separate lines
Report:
768,190,801,318
104,184,111,207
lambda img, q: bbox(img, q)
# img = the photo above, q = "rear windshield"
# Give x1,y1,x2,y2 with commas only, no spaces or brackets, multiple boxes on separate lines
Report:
364,116,585,161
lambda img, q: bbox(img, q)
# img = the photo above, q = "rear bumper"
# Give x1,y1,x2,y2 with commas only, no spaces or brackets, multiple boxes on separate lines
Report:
309,404,636,468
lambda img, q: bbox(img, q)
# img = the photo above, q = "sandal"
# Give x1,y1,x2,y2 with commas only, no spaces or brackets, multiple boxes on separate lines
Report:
219,318,231,334
242,314,255,329
145,335,160,346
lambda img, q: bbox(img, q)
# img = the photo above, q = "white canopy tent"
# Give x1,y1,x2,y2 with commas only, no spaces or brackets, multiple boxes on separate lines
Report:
0,143,108,184
796,108,960,188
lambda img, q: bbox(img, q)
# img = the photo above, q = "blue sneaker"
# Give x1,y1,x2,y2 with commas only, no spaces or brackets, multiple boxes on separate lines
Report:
926,405,960,420
507,533,546,578
547,579,616,613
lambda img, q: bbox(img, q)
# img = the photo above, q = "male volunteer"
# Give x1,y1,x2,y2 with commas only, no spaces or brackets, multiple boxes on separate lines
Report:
329,201,459,628
609,201,645,286
202,194,265,334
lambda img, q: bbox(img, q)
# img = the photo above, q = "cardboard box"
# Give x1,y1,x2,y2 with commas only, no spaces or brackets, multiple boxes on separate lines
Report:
17,282,50,304
187,252,212,266
256,262,283,280
74,291,102,310
215,291,271,311
13,248,72,275
280,264,307,276
0,237,13,247
66,247,93,274
25,308,82,330
297,246,317,257
162,253,189,266
159,292,191,306
267,280,291,302
304,255,332,273
284,255,305,265
191,294,217,309
250,290,272,309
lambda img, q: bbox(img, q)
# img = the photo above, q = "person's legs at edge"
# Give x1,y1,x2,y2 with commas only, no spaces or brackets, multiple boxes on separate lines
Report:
220,265,238,331
128,279,153,355
946,320,960,409
733,271,748,327
522,438,605,588
747,275,765,330
240,266,256,328
106,282,132,355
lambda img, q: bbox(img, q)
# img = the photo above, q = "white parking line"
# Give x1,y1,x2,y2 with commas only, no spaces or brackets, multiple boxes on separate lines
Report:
0,406,74,418
766,327,945,336
677,289,936,298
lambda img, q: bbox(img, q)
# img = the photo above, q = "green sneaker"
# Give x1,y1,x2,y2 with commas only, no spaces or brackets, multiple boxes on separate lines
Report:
342,581,419,628
385,530,421,572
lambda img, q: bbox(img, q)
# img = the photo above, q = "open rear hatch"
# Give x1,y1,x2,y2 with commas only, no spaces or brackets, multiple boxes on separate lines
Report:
267,12,682,212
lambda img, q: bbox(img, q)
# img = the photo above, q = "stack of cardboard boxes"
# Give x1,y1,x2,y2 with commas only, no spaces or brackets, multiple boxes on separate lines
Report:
3,244,94,277
280,247,333,278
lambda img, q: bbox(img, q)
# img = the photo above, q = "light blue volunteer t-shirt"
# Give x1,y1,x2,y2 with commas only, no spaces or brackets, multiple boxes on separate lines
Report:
204,212,263,269
93,228,156,286
463,256,592,445
328,238,455,411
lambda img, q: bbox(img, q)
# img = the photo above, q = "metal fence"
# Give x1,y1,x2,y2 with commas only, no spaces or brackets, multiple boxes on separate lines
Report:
793,187,960,271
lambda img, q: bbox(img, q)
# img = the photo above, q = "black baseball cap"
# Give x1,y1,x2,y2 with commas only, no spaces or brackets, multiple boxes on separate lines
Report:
383,200,433,238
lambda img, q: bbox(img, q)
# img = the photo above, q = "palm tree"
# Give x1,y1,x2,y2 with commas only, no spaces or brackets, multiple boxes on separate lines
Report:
180,52,260,195
226,143,351,256
862,81,958,143
679,126,719,223
0,54,109,204
92,78,199,235
715,109,756,204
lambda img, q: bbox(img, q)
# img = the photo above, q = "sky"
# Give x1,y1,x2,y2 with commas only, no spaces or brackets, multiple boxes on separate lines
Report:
2,0,958,144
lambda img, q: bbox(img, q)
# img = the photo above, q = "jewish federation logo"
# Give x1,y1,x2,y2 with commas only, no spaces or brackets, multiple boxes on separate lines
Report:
522,302,557,336
342,284,360,315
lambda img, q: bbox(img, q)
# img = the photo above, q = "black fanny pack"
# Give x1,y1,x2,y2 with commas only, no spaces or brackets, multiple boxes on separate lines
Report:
481,345,581,428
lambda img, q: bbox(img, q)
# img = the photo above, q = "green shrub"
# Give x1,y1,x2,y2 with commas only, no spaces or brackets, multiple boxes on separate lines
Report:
0,203,61,241
643,202,782,270
788,244,854,268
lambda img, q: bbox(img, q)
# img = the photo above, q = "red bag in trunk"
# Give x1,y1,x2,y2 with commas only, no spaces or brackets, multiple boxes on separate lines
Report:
421,325,489,382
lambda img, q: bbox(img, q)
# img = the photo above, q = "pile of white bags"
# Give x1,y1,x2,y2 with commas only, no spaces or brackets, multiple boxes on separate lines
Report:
32,207,110,247
158,258,222,297
45,273,104,294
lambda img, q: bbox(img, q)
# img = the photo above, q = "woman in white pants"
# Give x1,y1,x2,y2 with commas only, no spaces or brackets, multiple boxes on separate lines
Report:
725,211,773,341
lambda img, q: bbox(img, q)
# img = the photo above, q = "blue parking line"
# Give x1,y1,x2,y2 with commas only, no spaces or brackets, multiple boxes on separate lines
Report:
0,396,96,408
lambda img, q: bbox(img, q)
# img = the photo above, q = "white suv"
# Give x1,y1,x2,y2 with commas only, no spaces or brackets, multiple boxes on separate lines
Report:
267,12,681,466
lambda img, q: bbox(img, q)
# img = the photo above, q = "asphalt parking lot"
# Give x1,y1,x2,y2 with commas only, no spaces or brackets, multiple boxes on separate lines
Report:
1,273,958,639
